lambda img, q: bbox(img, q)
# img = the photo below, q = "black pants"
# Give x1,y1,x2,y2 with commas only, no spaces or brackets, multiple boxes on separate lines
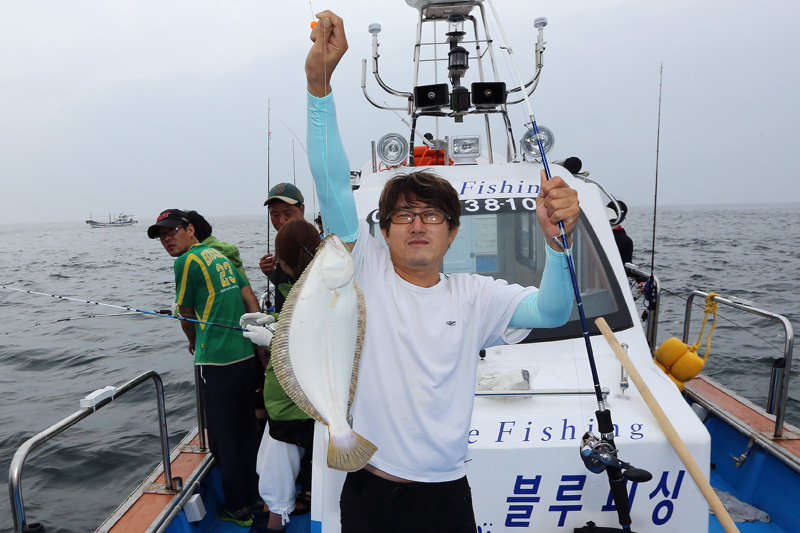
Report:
198,358,261,510
340,469,477,533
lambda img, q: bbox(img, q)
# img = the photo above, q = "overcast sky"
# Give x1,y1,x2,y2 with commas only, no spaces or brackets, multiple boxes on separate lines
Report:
1,0,798,225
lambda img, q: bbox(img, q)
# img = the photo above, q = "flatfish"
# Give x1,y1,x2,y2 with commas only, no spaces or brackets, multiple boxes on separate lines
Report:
271,233,376,471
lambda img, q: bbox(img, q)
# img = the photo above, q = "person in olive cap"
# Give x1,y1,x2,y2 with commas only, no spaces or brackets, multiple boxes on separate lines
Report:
148,208,263,527
260,183,306,312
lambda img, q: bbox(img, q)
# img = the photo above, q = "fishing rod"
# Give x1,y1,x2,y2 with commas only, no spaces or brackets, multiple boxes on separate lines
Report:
0,285,246,332
267,98,272,255
261,99,277,311
643,64,664,322
486,2,650,530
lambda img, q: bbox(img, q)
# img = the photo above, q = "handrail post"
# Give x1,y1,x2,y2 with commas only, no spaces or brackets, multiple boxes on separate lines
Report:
767,358,786,415
9,370,174,533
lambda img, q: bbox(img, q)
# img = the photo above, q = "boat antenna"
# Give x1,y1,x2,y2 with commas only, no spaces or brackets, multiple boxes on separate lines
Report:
1,285,247,332
485,2,650,530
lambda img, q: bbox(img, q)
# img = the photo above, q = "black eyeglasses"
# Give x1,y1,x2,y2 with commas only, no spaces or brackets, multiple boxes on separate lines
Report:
387,208,450,225
157,225,185,241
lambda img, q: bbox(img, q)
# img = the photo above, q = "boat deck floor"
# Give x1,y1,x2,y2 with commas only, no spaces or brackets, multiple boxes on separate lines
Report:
209,514,309,532
708,470,781,533
106,430,312,532
709,518,782,532
688,375,800,533
687,376,800,458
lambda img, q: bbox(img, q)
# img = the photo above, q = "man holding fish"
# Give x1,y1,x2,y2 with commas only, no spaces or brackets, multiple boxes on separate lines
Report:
248,11,579,532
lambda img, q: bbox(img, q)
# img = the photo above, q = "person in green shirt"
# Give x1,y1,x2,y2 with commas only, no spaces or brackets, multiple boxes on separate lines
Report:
148,208,264,528
240,219,321,532
186,210,249,282
185,209,269,432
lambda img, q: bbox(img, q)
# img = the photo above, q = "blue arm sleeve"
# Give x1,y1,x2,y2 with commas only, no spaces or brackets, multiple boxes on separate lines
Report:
307,91,360,242
509,246,575,328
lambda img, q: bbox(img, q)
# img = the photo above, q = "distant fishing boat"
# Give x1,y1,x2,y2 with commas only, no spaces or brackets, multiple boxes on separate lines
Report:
85,213,138,228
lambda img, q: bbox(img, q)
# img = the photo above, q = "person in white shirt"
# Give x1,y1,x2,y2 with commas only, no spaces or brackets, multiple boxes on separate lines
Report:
304,11,580,532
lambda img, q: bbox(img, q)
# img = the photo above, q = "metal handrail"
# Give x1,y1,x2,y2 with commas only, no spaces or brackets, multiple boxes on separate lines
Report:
682,290,795,438
9,371,176,533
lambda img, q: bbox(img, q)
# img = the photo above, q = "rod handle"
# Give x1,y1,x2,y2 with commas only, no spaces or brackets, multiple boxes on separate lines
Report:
595,318,739,533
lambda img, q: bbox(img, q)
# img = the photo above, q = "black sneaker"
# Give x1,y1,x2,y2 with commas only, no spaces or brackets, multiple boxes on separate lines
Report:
217,505,254,527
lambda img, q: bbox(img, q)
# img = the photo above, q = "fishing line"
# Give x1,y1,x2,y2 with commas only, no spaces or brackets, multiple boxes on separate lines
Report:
276,117,317,228
657,287,785,355
486,0,603,410
486,2,647,530
321,13,330,236
278,119,309,154
1,285,246,332
3,311,136,336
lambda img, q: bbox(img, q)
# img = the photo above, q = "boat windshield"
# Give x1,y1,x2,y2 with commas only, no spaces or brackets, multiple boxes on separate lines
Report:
367,201,632,342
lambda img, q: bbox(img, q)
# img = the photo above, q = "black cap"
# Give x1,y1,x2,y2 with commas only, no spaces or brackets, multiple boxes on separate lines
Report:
147,209,190,239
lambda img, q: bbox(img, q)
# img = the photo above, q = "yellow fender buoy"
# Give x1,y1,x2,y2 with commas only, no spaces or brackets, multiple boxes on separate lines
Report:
653,293,719,389
655,337,688,367
655,359,686,391
671,350,705,381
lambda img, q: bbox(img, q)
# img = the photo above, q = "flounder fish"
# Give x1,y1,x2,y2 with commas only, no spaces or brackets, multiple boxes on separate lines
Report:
271,233,376,471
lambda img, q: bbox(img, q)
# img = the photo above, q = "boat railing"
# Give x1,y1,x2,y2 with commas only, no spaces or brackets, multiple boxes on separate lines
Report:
682,290,795,438
8,370,177,533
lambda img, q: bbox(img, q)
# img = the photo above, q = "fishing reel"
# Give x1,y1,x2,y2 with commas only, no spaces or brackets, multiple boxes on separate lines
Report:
579,432,652,483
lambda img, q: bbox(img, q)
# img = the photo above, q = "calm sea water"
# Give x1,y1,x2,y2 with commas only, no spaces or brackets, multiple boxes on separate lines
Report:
0,205,798,532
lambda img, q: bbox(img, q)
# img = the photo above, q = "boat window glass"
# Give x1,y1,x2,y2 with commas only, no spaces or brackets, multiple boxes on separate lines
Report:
367,202,632,341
